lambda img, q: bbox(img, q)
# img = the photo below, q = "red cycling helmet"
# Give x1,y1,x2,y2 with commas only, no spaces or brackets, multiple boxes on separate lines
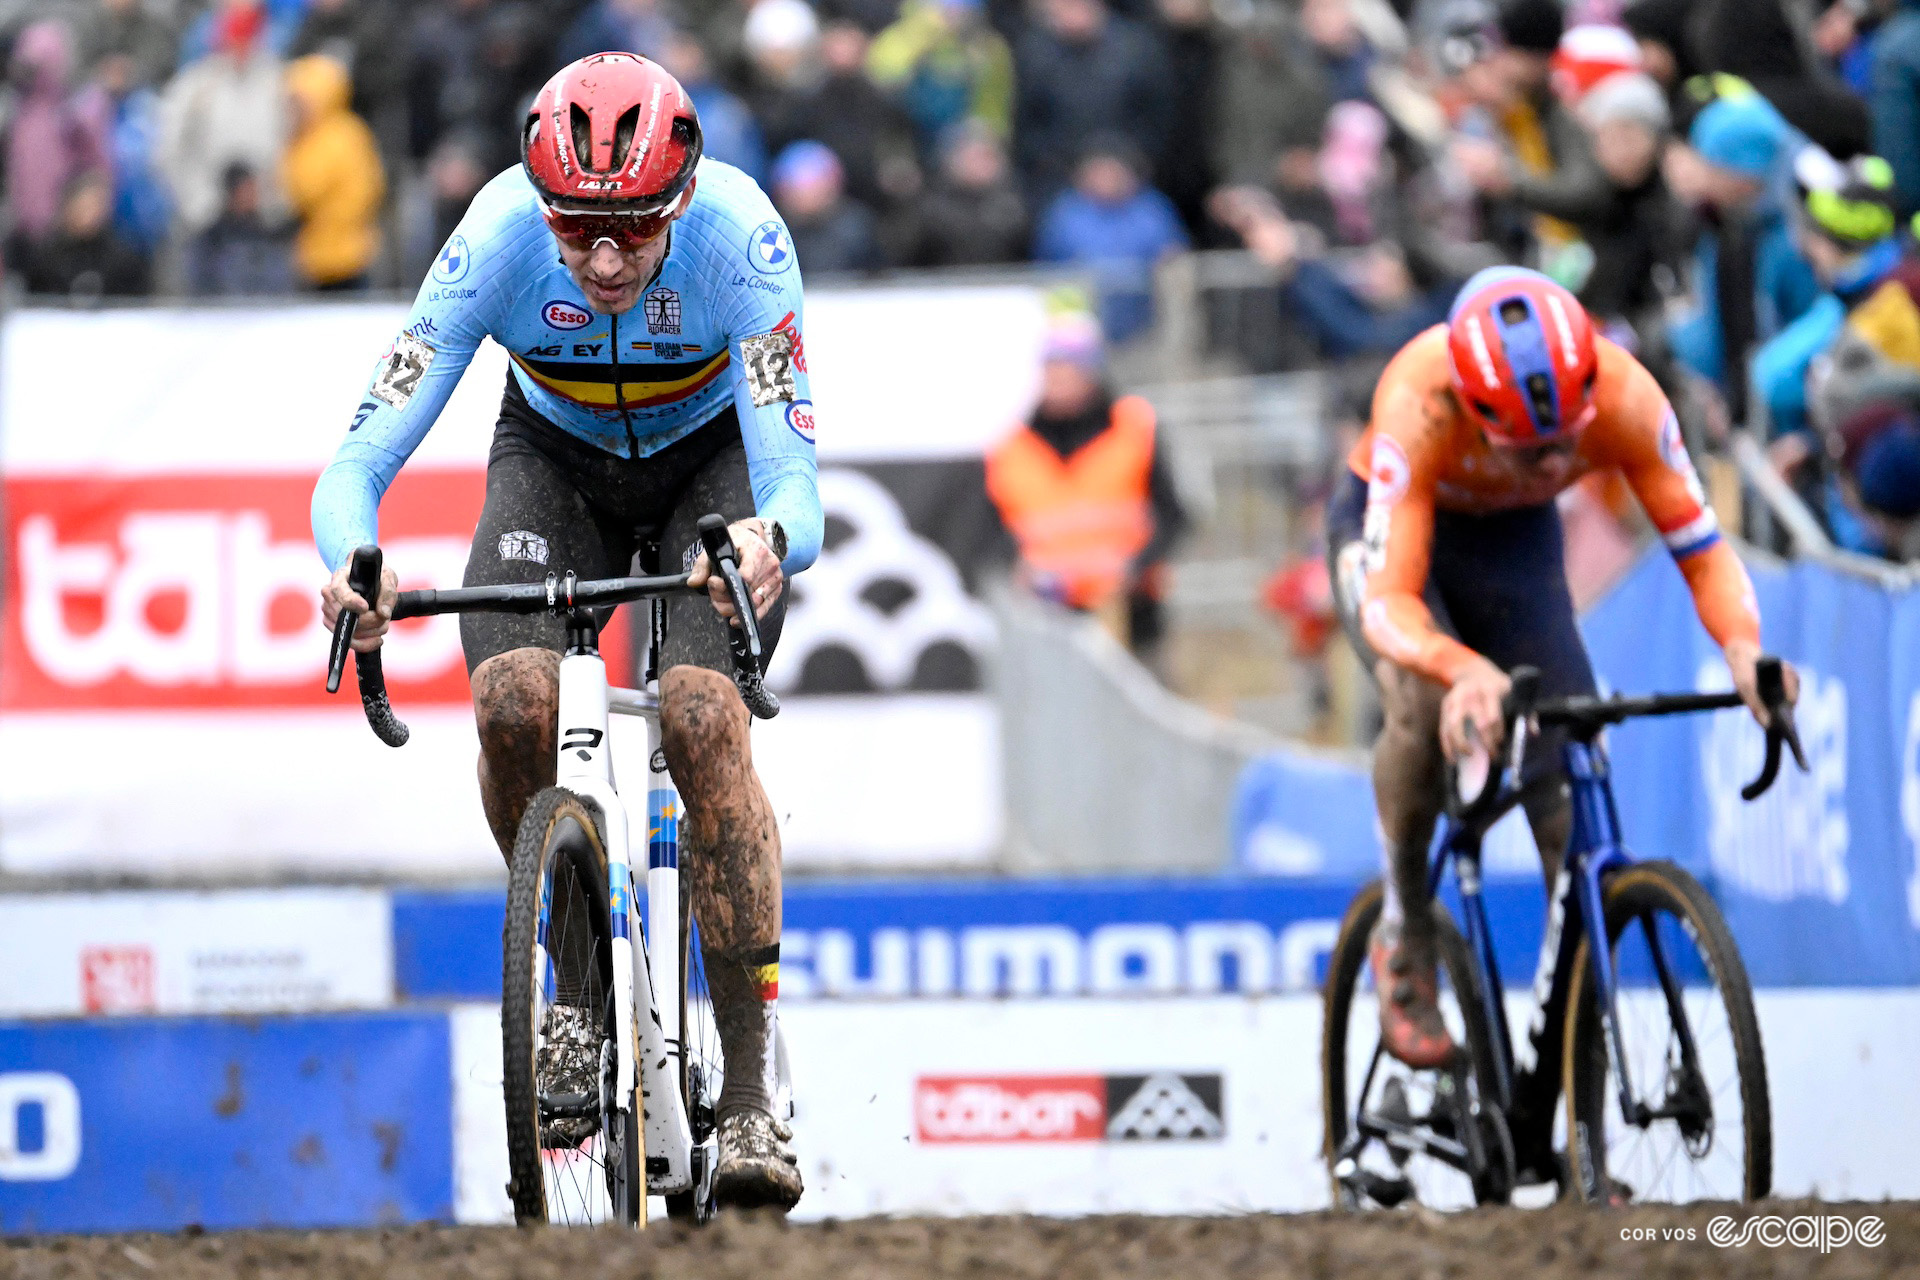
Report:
521,52,703,248
1446,267,1599,445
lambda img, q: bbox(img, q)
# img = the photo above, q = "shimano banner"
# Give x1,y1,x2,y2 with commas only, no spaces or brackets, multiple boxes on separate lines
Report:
1581,549,1920,987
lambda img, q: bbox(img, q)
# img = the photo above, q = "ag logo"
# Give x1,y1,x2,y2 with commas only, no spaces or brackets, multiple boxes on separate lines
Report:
542,299,592,330
785,399,816,444
433,235,471,285
748,220,794,274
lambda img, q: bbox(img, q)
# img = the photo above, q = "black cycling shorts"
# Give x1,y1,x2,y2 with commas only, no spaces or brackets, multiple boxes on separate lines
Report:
461,397,786,677
1326,467,1597,771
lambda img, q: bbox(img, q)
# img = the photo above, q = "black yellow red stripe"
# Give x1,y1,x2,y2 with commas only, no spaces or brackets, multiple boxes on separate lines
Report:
509,349,730,409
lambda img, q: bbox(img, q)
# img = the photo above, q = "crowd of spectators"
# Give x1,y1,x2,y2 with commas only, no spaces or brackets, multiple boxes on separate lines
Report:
0,0,1917,553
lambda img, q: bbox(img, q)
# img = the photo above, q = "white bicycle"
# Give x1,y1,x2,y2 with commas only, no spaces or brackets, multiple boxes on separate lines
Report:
325,513,785,1226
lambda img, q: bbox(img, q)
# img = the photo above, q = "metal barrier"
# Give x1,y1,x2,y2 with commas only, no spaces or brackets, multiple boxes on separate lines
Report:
991,586,1292,873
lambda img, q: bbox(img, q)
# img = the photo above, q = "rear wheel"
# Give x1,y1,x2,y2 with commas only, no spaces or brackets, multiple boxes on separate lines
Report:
1323,880,1509,1209
501,788,642,1226
1563,860,1770,1203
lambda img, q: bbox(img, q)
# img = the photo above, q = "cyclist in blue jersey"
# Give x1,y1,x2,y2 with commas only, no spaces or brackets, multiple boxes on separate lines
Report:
312,53,820,1210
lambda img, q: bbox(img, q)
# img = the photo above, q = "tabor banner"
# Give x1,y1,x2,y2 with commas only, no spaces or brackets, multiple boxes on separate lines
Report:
0,290,1043,875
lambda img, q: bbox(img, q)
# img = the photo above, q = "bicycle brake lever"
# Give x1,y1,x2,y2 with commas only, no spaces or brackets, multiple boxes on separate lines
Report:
1739,657,1803,801
341,545,409,748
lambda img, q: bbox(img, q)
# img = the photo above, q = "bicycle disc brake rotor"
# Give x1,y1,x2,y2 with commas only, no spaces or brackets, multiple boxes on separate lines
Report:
538,1003,603,1149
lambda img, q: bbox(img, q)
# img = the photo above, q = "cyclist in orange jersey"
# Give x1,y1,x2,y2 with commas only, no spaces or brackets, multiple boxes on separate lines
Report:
1326,266,1799,1070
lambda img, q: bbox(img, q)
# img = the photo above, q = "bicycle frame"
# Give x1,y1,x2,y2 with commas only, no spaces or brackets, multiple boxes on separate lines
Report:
1439,736,1687,1156
547,606,704,1200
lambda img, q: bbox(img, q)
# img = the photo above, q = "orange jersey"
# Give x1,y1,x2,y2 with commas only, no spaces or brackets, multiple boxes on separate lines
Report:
1348,326,1760,685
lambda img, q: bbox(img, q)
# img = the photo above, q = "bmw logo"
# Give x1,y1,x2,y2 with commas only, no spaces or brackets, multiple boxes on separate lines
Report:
749,221,794,274
433,234,471,284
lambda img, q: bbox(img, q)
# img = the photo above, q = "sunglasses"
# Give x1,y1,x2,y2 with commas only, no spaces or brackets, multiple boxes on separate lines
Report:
540,205,675,251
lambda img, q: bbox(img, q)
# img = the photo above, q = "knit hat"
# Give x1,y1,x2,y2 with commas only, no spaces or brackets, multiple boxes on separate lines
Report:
1552,24,1642,100
1041,296,1105,369
1856,417,1920,518
1497,0,1564,54
743,0,820,58
770,139,842,194
1579,70,1669,133
1688,80,1790,178
1793,145,1899,249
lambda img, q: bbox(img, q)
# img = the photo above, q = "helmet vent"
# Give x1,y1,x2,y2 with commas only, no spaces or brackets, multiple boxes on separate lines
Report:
1524,373,1559,432
612,104,642,172
1499,299,1529,325
569,103,594,171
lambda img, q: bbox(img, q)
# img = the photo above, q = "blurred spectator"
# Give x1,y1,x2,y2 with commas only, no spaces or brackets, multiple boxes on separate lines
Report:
1549,22,1641,101
911,119,1027,265
1621,0,1697,102
1012,0,1174,202
1154,0,1218,233
1812,0,1883,97
1755,146,1908,443
1571,71,1682,331
1033,140,1187,341
985,306,1188,655
184,160,293,294
1693,0,1873,158
558,0,676,67
1833,402,1920,557
177,0,308,64
1210,0,1332,191
78,0,180,92
868,0,1014,158
1300,0,1376,105
762,20,916,212
400,132,487,282
92,47,171,255
1211,184,1452,359
5,20,110,245
11,169,151,298
1872,0,1920,211
770,139,886,272
158,1,287,236
406,0,544,174
659,31,768,186
742,0,822,113
281,53,384,290
1665,77,1824,421
289,0,407,139
1450,0,1615,283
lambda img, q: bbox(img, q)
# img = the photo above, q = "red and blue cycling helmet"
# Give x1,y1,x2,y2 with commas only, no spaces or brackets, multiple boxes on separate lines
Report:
1446,266,1599,445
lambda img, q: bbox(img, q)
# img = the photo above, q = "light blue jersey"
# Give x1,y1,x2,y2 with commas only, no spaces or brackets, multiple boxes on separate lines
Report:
311,160,821,573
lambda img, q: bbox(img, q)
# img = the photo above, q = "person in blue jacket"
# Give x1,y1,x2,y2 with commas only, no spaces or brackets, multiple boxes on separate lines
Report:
1871,0,1920,214
1666,76,1823,422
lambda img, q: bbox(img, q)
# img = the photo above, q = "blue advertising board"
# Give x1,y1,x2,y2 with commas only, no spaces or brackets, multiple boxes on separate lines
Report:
0,1012,452,1232
395,877,1551,1002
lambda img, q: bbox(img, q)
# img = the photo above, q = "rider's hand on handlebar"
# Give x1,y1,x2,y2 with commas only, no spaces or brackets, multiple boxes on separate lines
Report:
321,562,399,654
686,517,783,626
1440,657,1512,762
1725,638,1799,729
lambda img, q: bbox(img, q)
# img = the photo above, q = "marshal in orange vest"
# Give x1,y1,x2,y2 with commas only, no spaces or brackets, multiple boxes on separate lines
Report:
985,395,1157,610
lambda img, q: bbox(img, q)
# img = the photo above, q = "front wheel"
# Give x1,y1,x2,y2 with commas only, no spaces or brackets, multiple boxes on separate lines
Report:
665,885,723,1223
1563,860,1771,1203
1323,879,1508,1210
501,788,643,1226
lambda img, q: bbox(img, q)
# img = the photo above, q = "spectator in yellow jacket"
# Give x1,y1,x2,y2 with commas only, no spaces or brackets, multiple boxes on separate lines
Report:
281,54,383,290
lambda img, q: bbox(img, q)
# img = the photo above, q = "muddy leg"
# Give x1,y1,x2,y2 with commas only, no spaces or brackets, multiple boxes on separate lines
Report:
660,664,782,1116
472,648,561,863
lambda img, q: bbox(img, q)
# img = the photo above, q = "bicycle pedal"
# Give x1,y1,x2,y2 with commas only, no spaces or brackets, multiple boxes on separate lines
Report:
1355,1169,1415,1208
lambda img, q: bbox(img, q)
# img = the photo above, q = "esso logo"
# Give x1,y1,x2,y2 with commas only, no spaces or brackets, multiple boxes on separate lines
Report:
785,399,816,444
542,300,592,330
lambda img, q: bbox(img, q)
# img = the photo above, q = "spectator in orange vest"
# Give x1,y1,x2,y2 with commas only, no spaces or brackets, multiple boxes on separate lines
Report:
985,308,1187,654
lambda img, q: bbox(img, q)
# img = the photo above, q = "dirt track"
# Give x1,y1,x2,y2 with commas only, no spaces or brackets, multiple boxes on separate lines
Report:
5,1202,1918,1280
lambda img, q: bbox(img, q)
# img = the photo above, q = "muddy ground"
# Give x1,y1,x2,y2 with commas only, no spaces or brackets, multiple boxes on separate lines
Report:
5,1202,1917,1280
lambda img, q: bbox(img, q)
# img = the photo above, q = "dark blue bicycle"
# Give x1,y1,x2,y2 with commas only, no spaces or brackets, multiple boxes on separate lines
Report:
1322,658,1804,1208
